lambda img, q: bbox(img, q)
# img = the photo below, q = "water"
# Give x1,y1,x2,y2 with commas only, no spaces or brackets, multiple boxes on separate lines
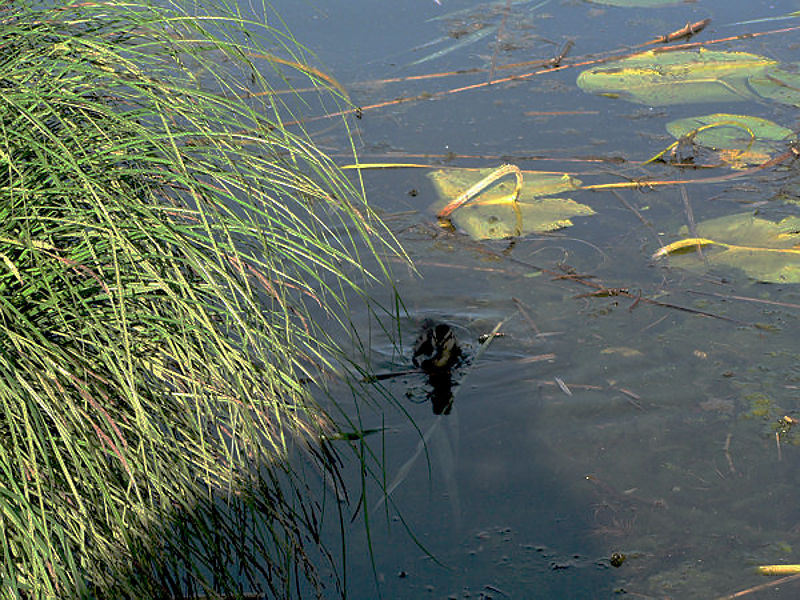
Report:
259,0,800,597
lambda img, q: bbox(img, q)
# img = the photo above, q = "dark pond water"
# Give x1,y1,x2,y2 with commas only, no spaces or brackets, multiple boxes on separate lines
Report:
264,0,800,597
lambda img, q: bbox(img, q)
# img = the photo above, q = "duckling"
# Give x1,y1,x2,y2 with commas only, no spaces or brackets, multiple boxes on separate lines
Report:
412,320,461,373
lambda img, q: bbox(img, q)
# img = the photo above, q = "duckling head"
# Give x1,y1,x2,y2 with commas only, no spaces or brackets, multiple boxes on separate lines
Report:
412,321,460,373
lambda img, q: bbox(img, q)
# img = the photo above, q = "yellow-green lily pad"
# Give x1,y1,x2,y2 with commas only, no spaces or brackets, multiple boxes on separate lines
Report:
654,212,800,283
428,168,594,240
665,113,793,166
577,49,776,105
750,63,800,107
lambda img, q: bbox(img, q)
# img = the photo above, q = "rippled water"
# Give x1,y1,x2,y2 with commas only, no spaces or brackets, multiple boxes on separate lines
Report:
266,0,800,597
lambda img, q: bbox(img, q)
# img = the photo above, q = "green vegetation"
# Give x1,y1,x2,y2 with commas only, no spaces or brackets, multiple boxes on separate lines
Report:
665,113,793,155
0,1,400,597
428,166,592,240
576,49,776,105
653,213,800,283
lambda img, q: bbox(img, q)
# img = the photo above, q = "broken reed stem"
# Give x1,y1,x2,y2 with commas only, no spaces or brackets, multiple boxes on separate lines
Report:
758,565,800,576
437,163,524,235
344,144,796,195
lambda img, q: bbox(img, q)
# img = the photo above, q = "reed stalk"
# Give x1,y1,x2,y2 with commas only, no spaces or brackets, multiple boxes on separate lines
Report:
0,1,399,597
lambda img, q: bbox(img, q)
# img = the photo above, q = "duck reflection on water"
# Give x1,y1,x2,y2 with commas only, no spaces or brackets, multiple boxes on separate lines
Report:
412,319,463,415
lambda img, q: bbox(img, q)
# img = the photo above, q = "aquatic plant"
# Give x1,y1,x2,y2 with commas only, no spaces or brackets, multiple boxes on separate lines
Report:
0,0,400,597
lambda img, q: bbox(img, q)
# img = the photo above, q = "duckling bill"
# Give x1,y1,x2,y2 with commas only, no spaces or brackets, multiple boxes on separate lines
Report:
412,320,461,373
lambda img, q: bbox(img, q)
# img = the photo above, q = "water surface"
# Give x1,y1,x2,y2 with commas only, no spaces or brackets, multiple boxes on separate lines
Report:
268,1,800,597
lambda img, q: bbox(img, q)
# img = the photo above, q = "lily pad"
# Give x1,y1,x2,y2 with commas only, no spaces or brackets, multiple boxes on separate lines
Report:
577,49,776,105
653,212,800,283
750,63,800,107
666,113,793,153
428,167,594,240
665,113,793,167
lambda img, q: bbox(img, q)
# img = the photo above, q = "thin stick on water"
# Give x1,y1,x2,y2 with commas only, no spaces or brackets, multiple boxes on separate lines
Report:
723,432,736,474
554,376,573,396
680,184,705,262
716,571,800,599
488,0,513,82
512,296,541,336
436,163,524,237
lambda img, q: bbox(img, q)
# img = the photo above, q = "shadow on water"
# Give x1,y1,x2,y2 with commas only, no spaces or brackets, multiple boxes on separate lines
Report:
426,371,457,416
322,314,619,599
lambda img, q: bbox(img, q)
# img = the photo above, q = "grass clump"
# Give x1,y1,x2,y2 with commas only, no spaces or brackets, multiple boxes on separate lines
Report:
0,1,399,597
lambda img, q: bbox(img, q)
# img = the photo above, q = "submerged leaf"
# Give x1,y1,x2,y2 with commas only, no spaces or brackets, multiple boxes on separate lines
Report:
577,49,776,105
654,213,800,283
428,167,593,240
750,63,800,107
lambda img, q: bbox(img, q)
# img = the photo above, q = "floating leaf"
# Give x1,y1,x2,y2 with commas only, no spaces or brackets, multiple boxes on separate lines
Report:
577,49,776,105
653,213,800,283
428,167,593,240
663,113,793,167
749,63,800,107
666,113,793,153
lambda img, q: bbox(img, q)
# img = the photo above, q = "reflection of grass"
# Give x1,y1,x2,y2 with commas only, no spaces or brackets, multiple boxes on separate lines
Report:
0,1,399,596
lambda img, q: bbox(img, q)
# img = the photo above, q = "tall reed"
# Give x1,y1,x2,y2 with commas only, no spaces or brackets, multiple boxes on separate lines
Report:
0,1,399,597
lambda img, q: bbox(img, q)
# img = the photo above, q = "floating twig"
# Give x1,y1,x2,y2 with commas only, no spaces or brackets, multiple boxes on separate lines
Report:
574,287,629,299
723,432,736,474
628,289,642,312
547,39,574,68
512,296,541,336
641,18,712,46
717,572,800,599
554,376,573,396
